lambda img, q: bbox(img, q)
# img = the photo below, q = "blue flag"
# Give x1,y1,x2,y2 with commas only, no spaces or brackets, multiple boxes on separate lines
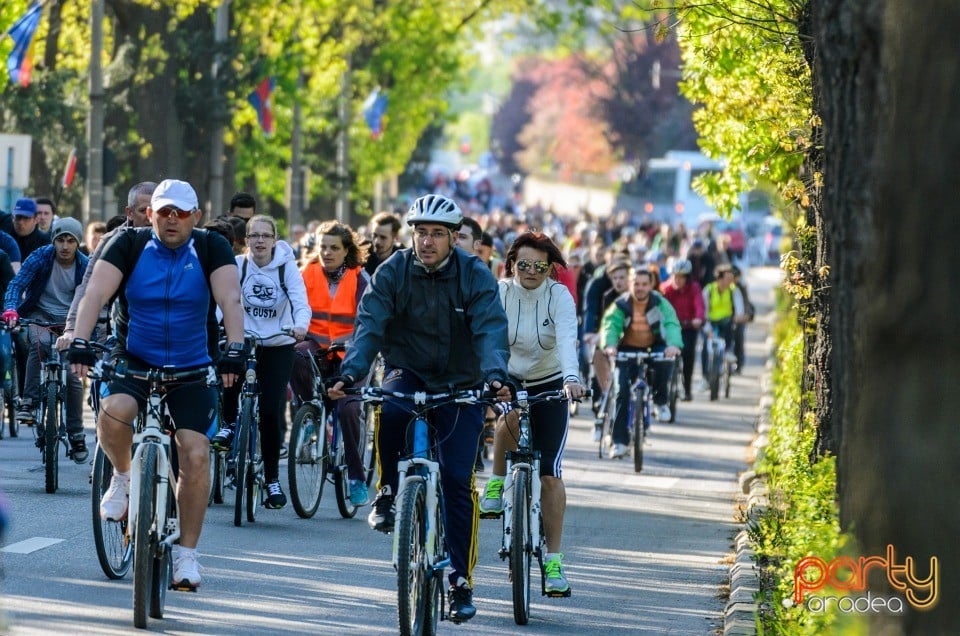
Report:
5,2,42,87
362,88,388,138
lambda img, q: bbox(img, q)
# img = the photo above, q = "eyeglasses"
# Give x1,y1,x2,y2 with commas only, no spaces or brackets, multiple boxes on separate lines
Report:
516,259,550,274
247,233,275,241
155,207,195,219
414,229,450,242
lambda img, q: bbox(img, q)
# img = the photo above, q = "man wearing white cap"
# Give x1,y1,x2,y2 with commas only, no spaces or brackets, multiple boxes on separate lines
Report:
2,216,89,462
66,179,244,592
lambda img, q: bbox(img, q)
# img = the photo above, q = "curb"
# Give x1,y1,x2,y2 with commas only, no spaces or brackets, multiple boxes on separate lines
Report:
722,338,775,636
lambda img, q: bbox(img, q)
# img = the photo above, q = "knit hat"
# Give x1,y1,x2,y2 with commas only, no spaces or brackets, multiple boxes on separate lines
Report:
51,217,83,244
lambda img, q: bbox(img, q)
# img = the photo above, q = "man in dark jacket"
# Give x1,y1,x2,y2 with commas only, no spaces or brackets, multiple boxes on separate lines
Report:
9,198,51,262
329,194,511,624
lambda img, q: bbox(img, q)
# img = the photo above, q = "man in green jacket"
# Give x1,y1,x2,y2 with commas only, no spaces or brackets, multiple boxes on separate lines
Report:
601,267,682,458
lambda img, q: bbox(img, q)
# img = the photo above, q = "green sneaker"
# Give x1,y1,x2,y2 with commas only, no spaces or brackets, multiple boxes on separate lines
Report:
543,553,570,595
479,478,505,514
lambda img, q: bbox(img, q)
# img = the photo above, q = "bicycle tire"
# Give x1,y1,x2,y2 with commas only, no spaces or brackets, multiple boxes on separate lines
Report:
668,360,680,423
233,397,253,527
510,469,532,625
364,403,379,488
44,382,59,494
396,477,430,636
724,361,732,398
632,394,645,473
336,405,370,518
133,444,159,629
149,480,175,619
7,360,18,438
598,387,616,459
708,345,721,402
288,403,327,518
92,445,133,579
245,399,262,523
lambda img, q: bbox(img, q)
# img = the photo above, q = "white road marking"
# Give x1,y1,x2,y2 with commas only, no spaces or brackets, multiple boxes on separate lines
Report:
1,537,65,554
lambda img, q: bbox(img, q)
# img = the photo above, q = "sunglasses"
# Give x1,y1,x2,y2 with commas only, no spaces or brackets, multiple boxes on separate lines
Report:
516,259,550,274
154,207,195,219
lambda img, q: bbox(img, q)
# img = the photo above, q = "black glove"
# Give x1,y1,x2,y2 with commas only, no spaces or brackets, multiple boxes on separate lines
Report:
217,342,246,376
487,376,517,399
326,374,354,389
66,338,98,367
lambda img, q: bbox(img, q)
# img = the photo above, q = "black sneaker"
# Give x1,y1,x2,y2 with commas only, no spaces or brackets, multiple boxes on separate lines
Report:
367,485,395,533
69,433,89,464
448,578,476,623
264,480,287,509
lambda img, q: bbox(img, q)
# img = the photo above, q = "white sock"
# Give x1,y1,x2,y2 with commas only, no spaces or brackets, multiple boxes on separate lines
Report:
176,546,197,557
113,470,130,481
491,474,505,482
545,552,560,561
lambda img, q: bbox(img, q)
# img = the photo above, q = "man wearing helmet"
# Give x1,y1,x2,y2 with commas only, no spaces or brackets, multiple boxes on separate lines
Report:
661,259,705,401
328,193,511,623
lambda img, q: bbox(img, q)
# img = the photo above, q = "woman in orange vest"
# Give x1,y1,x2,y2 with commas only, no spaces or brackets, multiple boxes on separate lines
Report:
291,221,371,505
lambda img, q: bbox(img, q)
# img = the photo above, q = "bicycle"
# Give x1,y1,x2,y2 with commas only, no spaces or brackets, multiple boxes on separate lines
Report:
490,389,589,625
288,337,374,519
18,319,82,493
345,386,492,635
225,330,293,526
90,359,217,629
604,350,669,472
703,327,734,401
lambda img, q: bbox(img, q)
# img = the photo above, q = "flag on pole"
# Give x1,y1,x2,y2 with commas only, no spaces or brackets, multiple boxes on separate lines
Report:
362,87,388,138
62,148,77,188
247,77,275,135
5,2,43,87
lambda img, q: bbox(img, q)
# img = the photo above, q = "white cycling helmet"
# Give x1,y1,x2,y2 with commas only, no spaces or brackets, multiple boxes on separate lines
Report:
671,259,693,275
405,194,463,229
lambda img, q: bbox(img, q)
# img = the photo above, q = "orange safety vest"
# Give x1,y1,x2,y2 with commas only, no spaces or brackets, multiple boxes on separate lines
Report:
303,264,360,355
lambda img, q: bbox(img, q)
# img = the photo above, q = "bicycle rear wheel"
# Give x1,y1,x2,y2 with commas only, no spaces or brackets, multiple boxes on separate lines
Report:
132,444,160,629
396,476,430,636
92,445,132,579
288,403,328,518
44,383,59,494
510,469,532,625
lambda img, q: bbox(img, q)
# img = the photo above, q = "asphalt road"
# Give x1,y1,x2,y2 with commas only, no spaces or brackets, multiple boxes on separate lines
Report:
0,268,779,635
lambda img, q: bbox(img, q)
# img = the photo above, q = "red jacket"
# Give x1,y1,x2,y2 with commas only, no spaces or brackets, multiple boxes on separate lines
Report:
660,277,705,327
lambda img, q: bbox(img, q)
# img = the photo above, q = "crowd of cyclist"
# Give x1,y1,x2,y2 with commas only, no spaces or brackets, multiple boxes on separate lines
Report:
0,182,753,623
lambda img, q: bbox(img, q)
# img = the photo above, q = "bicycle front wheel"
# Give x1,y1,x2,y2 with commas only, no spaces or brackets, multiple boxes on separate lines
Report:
245,399,262,523
43,383,59,494
364,402,379,488
668,359,680,423
7,360,19,438
92,445,132,579
724,361,732,398
396,477,430,636
708,346,722,401
288,403,328,518
234,397,256,526
510,469,532,625
149,478,175,619
132,444,160,629
632,397,645,473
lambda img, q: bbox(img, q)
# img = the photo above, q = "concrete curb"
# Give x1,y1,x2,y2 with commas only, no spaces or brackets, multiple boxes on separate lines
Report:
722,336,776,636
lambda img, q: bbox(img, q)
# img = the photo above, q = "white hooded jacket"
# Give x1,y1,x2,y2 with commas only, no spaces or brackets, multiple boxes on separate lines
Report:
498,277,580,385
237,240,311,346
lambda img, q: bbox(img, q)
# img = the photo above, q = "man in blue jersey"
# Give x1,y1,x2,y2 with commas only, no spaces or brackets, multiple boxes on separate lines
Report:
67,179,244,591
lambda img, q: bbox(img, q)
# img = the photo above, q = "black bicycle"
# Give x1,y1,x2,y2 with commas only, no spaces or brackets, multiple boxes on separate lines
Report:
288,338,374,519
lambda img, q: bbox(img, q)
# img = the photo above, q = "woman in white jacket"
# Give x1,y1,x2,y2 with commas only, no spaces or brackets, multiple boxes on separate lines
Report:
479,231,584,596
212,215,311,509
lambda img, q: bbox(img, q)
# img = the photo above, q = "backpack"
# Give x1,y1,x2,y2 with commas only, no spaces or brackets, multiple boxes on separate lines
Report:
112,227,223,296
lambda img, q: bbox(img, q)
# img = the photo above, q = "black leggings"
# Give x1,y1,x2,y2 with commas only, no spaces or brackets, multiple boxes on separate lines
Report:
222,345,295,482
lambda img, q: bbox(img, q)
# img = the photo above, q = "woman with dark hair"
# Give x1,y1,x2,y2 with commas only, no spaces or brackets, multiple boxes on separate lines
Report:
291,221,372,506
480,230,584,597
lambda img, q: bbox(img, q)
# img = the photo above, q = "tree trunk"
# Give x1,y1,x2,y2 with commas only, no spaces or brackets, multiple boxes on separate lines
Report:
845,0,960,632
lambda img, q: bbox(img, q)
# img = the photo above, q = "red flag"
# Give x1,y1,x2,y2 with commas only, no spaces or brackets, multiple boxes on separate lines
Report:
62,149,77,188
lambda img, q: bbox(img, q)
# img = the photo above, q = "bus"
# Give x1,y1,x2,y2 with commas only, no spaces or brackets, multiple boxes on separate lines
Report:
615,150,735,229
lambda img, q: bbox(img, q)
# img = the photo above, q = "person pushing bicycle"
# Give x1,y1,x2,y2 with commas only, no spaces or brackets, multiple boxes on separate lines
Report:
328,194,512,623
66,179,245,592
600,266,682,459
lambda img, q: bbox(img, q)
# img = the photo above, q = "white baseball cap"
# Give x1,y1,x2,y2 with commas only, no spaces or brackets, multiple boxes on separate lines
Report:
151,179,199,211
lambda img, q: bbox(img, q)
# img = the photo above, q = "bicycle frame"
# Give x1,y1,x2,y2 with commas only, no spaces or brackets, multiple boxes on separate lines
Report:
499,390,542,565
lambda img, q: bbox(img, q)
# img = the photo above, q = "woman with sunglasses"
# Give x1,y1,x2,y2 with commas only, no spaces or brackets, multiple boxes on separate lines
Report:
479,230,584,597
212,214,311,510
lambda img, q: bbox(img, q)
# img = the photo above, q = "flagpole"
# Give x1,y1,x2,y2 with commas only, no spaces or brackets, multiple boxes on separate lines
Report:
84,0,105,224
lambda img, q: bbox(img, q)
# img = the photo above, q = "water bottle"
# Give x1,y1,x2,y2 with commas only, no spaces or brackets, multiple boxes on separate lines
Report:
412,417,429,458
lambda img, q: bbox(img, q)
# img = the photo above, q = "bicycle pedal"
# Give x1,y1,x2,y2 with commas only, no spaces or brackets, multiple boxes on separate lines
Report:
170,581,199,593
544,588,572,598
478,511,502,520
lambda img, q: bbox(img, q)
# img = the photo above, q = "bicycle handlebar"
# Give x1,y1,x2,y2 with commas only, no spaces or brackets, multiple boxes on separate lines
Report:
89,359,216,386
511,388,592,406
342,386,499,406
614,351,669,362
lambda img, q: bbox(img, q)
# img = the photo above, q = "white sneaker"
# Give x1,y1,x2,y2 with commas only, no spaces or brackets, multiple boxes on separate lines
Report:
172,547,201,590
592,427,602,443
100,472,131,521
656,405,671,422
610,443,627,459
